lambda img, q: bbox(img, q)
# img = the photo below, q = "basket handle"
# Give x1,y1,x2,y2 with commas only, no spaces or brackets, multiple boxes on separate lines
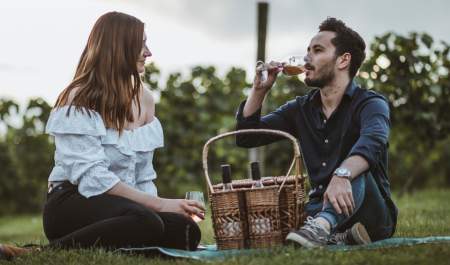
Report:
202,129,302,194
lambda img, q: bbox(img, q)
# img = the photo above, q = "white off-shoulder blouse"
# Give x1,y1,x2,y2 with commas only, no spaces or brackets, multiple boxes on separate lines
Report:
45,106,164,198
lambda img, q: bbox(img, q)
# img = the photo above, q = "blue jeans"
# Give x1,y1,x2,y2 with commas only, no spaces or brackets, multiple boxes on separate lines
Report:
305,173,396,241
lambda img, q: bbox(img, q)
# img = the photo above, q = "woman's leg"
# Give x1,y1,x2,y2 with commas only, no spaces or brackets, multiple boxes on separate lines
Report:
43,182,165,249
157,212,201,250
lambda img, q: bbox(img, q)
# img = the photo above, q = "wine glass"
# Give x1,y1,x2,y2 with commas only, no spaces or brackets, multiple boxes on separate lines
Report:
185,191,206,222
281,55,307,76
257,55,306,82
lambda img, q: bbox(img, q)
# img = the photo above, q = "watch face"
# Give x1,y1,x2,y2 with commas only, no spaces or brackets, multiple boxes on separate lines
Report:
335,167,351,177
338,168,347,175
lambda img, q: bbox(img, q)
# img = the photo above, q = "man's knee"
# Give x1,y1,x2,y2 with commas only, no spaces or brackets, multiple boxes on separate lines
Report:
352,173,395,241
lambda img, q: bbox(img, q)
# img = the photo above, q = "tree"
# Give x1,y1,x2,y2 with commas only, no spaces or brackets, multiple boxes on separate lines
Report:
0,31,449,214
143,63,253,195
141,61,312,195
0,98,54,214
357,32,450,191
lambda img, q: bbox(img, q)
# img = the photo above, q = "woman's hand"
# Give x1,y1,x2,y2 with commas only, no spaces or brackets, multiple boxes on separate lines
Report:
108,183,205,219
159,198,205,219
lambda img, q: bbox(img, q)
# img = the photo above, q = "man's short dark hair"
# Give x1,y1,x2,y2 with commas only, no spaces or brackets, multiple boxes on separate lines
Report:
319,17,366,78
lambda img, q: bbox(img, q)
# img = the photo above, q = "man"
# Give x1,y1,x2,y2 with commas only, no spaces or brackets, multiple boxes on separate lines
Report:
235,17,398,247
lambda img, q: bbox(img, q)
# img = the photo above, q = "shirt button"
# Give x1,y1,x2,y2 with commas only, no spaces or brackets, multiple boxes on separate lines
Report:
322,162,327,167
319,185,323,189
324,139,329,144
323,119,327,124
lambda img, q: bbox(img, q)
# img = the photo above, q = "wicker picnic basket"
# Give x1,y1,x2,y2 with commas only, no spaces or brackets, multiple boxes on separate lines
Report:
202,129,307,250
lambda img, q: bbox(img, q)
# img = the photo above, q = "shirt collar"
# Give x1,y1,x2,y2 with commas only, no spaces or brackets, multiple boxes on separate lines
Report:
345,80,357,98
309,79,357,106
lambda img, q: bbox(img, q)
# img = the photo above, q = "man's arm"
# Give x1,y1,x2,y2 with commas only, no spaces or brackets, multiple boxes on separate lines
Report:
243,61,282,117
236,61,300,147
323,97,390,216
340,155,370,181
236,98,299,147
243,88,267,118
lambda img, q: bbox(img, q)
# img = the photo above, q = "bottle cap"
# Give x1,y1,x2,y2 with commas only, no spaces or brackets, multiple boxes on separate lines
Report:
250,161,261,180
221,164,232,184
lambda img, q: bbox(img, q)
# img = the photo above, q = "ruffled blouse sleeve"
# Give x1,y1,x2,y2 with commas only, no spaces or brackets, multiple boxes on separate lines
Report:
133,118,164,196
45,106,120,198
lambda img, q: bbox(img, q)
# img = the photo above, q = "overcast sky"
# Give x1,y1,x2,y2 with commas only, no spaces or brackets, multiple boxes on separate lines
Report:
1,0,449,106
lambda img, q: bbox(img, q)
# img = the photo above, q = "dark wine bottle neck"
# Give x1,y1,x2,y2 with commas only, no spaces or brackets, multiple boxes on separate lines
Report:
250,162,261,180
221,164,232,183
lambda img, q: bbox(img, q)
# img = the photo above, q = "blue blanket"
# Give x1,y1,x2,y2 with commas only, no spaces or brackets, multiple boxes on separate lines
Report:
115,236,450,261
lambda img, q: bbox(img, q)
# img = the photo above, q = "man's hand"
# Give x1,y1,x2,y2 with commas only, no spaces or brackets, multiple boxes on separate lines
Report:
253,61,283,92
243,61,283,117
323,176,355,217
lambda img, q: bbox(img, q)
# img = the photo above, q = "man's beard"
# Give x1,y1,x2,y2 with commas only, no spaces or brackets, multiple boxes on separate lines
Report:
305,61,336,88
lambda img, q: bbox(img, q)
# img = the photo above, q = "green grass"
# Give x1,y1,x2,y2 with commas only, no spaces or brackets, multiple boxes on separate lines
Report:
1,189,449,264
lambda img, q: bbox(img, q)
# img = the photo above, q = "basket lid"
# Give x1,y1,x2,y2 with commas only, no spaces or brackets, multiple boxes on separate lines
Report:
212,175,302,191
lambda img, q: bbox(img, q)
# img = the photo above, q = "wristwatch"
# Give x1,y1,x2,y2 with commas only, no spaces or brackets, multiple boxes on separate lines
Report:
333,167,352,180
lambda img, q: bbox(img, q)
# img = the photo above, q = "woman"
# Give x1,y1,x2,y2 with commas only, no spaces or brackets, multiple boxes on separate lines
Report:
39,11,204,251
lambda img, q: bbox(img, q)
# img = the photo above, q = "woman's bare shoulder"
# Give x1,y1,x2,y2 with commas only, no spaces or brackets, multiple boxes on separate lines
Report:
141,87,155,123
141,87,155,106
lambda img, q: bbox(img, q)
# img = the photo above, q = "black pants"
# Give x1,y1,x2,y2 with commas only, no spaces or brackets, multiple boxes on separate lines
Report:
42,182,201,250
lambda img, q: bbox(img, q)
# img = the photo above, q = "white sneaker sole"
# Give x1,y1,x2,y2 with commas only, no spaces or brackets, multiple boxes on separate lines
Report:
285,232,321,248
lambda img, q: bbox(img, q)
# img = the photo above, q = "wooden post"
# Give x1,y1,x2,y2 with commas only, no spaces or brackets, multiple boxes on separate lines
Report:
249,2,269,177
256,2,268,63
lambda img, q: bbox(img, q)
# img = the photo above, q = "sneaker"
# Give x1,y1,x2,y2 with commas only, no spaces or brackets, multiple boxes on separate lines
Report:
285,216,330,248
328,222,371,245
0,244,36,260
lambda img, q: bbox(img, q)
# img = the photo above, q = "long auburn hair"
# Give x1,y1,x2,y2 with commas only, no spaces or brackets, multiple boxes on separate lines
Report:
55,11,144,132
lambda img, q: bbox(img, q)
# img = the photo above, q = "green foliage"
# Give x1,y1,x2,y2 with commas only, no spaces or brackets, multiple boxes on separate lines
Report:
146,63,254,195
0,31,449,214
0,98,53,214
357,32,450,191
144,62,310,195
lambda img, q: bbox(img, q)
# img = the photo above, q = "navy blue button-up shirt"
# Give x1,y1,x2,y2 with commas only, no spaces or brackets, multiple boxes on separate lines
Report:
236,81,394,202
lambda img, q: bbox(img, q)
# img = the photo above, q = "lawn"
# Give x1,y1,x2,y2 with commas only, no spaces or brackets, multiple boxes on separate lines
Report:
1,189,449,264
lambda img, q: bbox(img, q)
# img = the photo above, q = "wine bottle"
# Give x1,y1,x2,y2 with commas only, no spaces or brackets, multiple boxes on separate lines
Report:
221,164,233,191
220,164,240,237
250,161,263,188
250,162,271,234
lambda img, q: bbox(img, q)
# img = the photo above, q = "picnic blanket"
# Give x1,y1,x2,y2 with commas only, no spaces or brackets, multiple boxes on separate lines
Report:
115,236,450,261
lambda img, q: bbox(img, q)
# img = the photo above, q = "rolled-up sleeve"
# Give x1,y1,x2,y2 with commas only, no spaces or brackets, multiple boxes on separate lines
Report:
54,133,120,198
348,97,390,169
235,99,297,147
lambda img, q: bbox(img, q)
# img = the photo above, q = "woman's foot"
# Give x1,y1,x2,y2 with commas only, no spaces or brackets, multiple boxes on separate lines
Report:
0,244,35,260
